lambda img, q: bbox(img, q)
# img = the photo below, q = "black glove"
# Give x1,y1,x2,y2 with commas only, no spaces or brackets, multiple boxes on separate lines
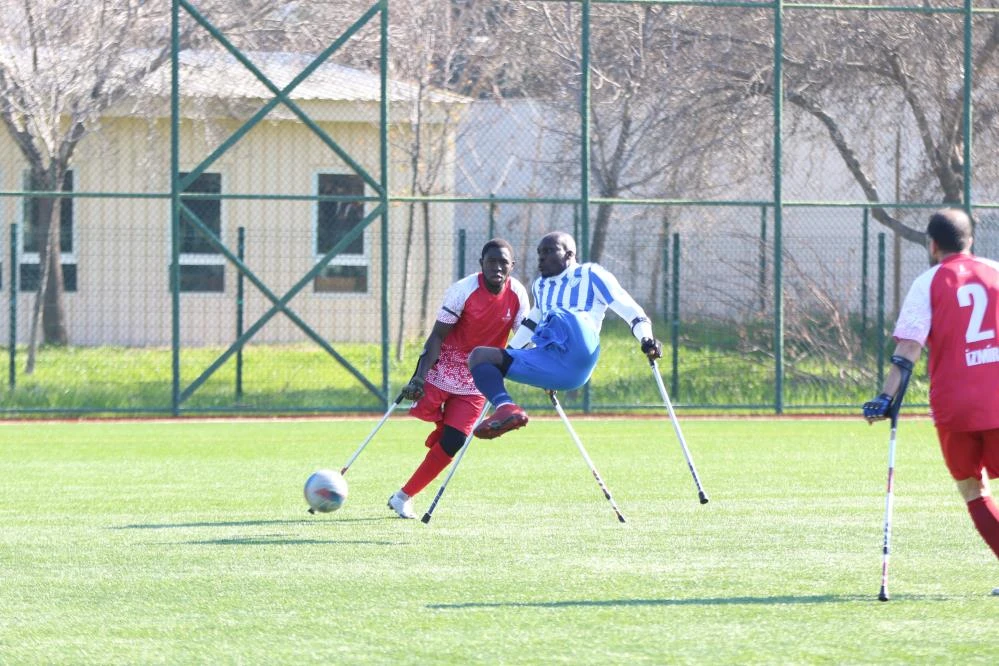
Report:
641,337,663,360
863,393,893,421
401,376,425,402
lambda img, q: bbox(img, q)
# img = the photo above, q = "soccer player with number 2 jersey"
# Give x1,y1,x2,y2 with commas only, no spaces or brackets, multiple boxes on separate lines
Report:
864,208,999,595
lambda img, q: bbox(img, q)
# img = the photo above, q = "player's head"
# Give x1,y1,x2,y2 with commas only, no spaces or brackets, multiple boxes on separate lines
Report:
537,231,576,278
481,238,513,260
927,208,973,262
479,238,515,294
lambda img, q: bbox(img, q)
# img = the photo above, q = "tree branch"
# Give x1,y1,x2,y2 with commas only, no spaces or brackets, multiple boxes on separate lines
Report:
784,88,925,244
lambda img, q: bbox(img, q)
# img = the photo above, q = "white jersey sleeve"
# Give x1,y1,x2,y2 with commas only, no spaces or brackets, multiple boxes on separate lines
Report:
592,264,654,341
435,273,481,325
893,265,940,346
508,304,541,349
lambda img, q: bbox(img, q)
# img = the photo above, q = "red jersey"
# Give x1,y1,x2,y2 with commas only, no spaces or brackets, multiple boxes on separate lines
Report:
893,253,999,431
425,273,529,395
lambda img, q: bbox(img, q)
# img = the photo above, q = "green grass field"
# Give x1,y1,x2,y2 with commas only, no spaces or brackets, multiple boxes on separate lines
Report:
1,416,995,664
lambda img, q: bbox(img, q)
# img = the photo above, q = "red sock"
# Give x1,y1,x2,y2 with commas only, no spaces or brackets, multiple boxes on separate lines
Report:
402,443,453,497
967,496,999,559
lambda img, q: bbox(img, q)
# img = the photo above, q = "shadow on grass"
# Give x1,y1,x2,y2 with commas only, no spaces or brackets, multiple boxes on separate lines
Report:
116,517,387,529
185,537,403,546
426,594,923,609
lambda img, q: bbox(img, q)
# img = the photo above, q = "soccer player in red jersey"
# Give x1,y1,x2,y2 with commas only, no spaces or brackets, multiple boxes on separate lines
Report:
864,208,999,594
387,239,529,518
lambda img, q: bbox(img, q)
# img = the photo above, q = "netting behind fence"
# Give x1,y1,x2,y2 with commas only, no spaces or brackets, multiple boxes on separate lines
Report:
4,1,999,414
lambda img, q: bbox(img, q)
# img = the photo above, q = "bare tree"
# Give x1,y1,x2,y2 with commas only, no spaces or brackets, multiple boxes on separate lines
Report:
386,2,530,358
0,0,275,373
687,9,999,242
490,3,763,263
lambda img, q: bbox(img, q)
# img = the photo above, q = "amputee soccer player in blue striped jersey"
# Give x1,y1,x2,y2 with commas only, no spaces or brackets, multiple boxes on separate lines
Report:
468,231,663,439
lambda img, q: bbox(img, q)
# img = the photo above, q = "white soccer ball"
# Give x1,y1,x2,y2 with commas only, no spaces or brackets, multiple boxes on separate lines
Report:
304,469,349,513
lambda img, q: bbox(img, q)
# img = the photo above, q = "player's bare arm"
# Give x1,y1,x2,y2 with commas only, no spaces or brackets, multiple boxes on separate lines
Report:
403,320,456,401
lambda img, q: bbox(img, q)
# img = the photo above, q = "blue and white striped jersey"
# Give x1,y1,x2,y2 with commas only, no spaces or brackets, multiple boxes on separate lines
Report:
509,261,653,348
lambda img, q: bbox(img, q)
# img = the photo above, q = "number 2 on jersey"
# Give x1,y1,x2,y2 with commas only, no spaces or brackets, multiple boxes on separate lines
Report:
957,282,996,343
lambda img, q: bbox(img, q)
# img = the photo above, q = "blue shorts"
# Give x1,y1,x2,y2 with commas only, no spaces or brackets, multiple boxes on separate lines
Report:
505,308,600,391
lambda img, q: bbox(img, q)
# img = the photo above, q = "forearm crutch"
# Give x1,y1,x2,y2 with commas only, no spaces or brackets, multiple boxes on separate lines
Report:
650,360,709,504
340,392,404,475
421,406,490,524
878,355,914,602
548,390,627,523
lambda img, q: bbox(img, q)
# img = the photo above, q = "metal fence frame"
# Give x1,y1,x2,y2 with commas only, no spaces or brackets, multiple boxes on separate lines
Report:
2,0,995,415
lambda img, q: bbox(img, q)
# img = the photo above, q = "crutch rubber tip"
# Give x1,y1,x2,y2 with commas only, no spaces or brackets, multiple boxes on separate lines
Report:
420,513,432,524
617,515,627,523
699,492,709,504
878,591,889,602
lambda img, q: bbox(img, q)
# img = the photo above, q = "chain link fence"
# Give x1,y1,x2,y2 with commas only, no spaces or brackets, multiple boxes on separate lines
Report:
2,1,998,415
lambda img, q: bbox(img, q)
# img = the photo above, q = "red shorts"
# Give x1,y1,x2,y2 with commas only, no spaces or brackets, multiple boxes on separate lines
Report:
409,382,486,446
935,426,999,481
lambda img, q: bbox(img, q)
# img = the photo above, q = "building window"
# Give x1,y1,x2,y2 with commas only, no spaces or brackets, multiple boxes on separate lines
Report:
178,172,224,293
315,173,367,293
173,264,224,293
20,264,77,292
20,170,76,293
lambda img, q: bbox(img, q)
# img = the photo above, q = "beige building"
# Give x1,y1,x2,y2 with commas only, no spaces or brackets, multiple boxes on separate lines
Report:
0,51,466,347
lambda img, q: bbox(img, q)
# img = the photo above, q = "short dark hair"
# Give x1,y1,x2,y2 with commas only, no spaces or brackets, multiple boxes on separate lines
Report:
481,238,513,258
927,208,973,253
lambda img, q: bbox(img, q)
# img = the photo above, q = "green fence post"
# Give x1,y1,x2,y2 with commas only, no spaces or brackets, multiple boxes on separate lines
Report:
379,0,391,408
236,226,245,400
580,0,592,420
671,232,680,400
758,205,768,313
170,0,181,416
662,225,669,326
8,223,17,390
962,0,973,210
579,0,590,259
488,194,496,240
862,208,869,353
772,0,785,415
573,203,580,244
877,232,886,388
457,228,466,280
